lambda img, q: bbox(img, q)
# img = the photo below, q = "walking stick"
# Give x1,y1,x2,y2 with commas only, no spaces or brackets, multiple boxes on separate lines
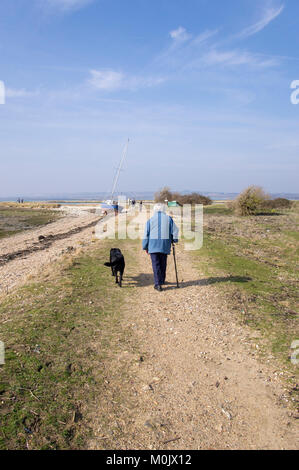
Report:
172,243,179,288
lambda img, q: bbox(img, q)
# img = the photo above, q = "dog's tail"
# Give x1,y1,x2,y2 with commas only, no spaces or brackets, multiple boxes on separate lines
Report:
104,261,118,267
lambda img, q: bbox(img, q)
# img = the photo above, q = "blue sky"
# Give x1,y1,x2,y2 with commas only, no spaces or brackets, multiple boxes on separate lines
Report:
0,0,298,196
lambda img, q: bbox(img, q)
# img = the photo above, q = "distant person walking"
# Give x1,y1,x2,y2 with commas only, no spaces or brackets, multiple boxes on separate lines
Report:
142,203,178,291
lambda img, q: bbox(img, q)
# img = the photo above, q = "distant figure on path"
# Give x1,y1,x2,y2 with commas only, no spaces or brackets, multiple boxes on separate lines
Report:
142,203,178,291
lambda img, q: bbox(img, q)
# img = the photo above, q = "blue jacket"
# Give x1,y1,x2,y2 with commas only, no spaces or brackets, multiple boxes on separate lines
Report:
142,211,179,255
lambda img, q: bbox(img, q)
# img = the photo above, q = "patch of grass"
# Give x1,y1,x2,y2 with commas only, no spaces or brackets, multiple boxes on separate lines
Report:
0,202,61,209
284,230,299,242
0,207,60,238
0,229,20,240
203,204,233,216
0,239,136,450
194,205,299,375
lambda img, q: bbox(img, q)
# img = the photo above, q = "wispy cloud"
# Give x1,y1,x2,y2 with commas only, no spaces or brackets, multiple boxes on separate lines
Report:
43,0,94,12
29,4,284,102
169,26,191,42
190,30,219,47
6,88,40,98
88,69,165,92
154,25,277,73
200,49,278,68
88,70,124,91
237,2,284,39
153,28,218,70
87,15,281,97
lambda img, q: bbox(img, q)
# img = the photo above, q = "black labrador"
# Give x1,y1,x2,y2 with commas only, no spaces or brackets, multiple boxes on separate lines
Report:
104,248,125,287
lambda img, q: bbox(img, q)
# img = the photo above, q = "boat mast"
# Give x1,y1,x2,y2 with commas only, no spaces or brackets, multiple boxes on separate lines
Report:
111,138,129,200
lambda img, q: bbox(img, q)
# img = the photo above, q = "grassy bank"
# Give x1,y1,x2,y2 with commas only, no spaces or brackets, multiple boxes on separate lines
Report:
0,239,137,450
196,203,299,375
0,202,61,209
0,207,60,239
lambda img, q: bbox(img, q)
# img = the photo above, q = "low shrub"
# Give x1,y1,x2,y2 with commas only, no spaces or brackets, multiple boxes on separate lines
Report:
262,198,292,210
233,186,269,216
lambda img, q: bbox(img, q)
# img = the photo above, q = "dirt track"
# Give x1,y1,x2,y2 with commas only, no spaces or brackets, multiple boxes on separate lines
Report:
90,242,298,450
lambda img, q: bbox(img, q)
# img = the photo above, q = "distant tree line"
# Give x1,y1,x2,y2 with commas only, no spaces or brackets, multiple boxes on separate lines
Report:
155,185,293,215
154,187,212,206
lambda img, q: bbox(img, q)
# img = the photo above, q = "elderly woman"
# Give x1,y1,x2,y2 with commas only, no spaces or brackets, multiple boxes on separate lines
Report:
142,203,179,291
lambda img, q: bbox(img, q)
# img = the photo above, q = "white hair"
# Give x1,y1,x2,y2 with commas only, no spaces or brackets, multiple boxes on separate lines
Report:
153,203,167,213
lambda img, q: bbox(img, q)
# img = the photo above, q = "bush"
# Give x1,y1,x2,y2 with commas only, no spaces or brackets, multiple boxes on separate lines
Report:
178,193,212,205
154,187,212,205
262,198,292,210
233,186,269,216
154,187,173,203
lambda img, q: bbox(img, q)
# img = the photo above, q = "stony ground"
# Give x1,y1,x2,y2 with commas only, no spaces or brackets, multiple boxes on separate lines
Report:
0,207,100,294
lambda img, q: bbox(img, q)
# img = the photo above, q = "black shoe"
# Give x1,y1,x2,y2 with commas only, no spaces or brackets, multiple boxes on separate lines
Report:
154,285,162,292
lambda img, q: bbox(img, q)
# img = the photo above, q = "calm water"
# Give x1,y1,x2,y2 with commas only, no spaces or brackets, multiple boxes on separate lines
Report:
1,192,299,202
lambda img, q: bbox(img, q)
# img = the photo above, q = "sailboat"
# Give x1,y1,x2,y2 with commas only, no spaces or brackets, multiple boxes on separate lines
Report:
101,139,129,214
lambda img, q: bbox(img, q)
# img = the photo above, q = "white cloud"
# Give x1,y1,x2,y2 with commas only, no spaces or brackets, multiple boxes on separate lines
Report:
88,70,124,91
88,69,165,92
238,3,284,38
201,49,278,68
44,0,94,12
169,26,191,42
6,88,39,98
191,29,219,47
158,24,277,72
154,29,218,71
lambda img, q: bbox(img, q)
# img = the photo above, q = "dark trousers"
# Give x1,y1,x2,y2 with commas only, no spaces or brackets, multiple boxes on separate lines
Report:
150,253,167,287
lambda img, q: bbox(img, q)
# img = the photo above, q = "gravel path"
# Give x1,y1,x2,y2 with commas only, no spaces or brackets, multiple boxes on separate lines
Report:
91,241,298,450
